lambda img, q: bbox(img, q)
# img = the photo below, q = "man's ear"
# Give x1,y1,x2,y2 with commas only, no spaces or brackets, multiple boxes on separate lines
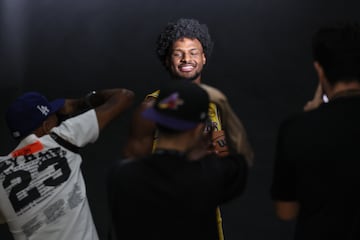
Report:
42,115,58,134
202,54,206,65
41,120,52,135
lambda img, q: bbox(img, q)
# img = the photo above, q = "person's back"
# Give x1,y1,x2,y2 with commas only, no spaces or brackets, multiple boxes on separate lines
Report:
0,89,134,239
109,82,248,240
110,153,246,239
275,96,360,239
0,123,98,240
271,22,360,240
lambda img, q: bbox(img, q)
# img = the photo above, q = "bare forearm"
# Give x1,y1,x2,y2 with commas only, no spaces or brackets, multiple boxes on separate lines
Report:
122,98,156,158
57,89,134,117
57,98,88,116
94,88,134,130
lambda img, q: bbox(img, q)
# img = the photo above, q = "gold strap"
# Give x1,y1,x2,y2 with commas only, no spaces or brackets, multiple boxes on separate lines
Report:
216,207,224,240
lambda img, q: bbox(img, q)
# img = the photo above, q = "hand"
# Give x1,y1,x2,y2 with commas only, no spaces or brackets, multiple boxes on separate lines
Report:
212,130,229,157
187,130,216,161
303,82,324,112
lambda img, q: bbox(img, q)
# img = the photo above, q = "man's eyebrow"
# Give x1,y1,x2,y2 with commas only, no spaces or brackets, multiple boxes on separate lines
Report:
172,47,200,51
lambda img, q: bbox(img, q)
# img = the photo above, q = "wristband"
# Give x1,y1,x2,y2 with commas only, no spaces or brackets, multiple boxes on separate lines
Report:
85,90,97,108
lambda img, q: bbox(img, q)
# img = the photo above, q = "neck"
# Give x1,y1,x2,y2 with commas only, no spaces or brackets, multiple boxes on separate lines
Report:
172,74,202,84
192,76,201,84
327,81,360,100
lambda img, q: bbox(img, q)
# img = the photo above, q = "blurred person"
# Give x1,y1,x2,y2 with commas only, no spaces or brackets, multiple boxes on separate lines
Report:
0,88,134,240
109,81,248,240
271,22,360,239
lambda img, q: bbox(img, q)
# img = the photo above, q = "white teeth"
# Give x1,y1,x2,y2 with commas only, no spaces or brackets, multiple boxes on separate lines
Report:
180,66,194,71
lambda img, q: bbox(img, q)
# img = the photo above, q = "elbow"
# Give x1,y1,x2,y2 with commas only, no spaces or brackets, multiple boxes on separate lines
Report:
118,89,135,109
123,89,135,102
126,89,135,98
274,201,299,221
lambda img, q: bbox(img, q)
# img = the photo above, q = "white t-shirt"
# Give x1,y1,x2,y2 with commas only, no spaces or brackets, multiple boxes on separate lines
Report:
0,110,99,240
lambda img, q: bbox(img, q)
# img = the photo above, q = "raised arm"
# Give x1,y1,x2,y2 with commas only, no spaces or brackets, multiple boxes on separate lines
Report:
90,89,134,131
58,88,134,131
122,97,156,158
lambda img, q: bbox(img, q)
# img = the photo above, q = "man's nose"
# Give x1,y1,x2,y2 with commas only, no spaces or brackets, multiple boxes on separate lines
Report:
181,53,191,62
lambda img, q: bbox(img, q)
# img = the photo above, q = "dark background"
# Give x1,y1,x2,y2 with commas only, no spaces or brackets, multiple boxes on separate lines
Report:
1,0,360,239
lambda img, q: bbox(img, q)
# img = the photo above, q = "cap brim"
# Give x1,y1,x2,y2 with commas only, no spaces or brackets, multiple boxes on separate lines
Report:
49,98,65,115
142,108,198,131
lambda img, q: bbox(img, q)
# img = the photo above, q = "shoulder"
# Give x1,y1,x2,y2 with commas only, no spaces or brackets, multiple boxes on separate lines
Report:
200,153,247,170
279,110,311,131
137,90,159,109
109,158,145,177
279,104,329,134
58,109,97,128
54,109,97,136
108,158,151,188
145,90,160,100
199,84,227,102
51,109,99,146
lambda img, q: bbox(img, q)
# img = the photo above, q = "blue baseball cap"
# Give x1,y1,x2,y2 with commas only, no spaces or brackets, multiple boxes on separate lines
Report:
5,92,65,140
142,81,209,131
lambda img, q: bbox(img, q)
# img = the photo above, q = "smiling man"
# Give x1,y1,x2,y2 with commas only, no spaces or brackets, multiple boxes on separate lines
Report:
167,37,205,82
124,18,216,158
160,31,206,83
123,18,253,240
156,18,211,83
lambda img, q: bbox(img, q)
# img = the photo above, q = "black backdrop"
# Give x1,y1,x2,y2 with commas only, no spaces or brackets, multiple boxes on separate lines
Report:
1,0,360,239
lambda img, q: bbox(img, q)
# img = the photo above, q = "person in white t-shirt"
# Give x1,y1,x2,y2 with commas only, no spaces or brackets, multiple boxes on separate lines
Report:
0,88,134,240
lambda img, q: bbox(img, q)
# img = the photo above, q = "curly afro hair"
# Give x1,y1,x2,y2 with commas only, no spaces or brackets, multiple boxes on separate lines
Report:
156,18,214,66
